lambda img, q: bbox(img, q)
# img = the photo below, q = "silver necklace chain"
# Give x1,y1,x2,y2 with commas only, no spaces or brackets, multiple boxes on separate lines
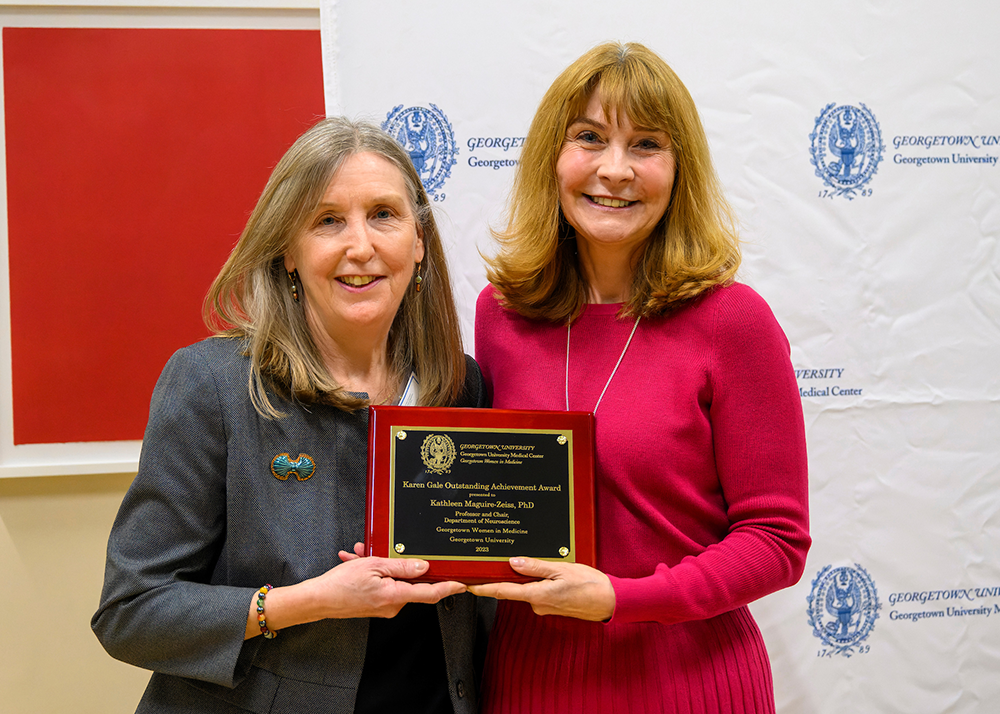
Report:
565,314,641,414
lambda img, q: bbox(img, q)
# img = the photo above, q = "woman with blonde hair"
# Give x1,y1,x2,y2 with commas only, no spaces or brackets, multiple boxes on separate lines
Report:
94,117,490,713
470,42,810,712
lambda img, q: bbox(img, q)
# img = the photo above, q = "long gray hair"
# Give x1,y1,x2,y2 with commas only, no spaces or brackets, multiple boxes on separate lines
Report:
205,117,466,416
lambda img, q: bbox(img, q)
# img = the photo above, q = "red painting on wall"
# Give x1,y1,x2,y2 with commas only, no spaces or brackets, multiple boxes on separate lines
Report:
4,27,324,444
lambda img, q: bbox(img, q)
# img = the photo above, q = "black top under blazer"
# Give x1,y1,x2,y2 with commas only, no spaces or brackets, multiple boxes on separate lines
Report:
93,337,491,713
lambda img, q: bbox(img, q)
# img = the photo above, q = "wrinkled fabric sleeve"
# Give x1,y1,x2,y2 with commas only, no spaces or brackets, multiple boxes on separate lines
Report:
609,288,810,624
92,346,259,687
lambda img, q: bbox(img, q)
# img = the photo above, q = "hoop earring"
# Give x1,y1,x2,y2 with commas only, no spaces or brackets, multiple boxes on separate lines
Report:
414,262,423,293
287,269,300,302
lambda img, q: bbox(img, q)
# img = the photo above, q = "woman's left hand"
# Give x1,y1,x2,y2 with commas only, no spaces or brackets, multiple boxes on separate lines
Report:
467,557,616,621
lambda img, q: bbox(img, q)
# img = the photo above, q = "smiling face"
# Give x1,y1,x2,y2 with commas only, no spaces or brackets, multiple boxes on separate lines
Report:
283,152,424,351
556,89,676,259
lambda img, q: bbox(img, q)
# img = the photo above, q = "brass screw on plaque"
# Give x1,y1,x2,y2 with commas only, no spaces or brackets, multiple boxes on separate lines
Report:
559,547,569,557
557,435,567,445
396,431,407,440
395,543,405,554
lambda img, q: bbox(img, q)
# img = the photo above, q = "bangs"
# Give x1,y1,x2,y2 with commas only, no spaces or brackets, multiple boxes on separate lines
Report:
568,57,676,139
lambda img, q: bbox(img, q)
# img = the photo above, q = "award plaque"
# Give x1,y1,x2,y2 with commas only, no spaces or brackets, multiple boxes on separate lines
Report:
366,406,595,583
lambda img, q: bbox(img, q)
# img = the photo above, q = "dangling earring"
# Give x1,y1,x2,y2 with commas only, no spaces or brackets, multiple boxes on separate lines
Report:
287,269,300,302
414,262,423,293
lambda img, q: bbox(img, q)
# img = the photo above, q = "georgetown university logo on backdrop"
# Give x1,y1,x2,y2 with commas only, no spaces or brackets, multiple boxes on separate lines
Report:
810,103,886,199
383,104,458,200
807,564,881,658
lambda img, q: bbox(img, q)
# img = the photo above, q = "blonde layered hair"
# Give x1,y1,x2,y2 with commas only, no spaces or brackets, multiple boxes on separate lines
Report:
487,41,741,321
205,117,466,416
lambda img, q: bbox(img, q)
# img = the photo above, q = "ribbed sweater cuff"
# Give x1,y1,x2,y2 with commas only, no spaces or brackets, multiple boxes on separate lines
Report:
606,574,671,625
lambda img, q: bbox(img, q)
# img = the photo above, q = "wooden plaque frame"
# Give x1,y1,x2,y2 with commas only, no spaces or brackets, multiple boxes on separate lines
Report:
366,406,595,583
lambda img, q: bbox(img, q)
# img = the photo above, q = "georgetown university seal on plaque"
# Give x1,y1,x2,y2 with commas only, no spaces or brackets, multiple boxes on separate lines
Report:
420,433,456,475
810,103,885,199
807,564,881,657
383,104,458,200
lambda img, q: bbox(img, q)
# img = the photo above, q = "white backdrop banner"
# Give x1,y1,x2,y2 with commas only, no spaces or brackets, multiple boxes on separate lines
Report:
320,2,1000,711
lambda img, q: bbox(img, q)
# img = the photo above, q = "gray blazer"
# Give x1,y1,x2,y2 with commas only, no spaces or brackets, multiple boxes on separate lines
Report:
93,338,492,713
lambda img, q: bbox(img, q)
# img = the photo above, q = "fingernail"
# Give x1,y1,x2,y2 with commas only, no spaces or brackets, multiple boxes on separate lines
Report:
510,557,525,567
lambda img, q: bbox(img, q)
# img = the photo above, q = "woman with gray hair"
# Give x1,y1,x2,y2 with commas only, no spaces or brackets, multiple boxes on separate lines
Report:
93,117,489,713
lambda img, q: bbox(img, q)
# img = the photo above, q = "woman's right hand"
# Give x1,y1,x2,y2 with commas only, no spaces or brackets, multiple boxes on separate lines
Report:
245,555,465,638
313,554,467,619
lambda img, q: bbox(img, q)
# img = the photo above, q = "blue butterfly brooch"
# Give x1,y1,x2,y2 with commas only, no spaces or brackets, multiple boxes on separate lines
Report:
270,453,316,481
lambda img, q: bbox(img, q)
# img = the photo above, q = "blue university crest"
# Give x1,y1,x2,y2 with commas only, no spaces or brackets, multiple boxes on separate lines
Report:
383,104,458,199
810,103,885,199
807,564,881,657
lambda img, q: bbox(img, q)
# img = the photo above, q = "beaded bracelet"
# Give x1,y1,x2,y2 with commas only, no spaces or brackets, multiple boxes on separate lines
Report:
256,584,277,639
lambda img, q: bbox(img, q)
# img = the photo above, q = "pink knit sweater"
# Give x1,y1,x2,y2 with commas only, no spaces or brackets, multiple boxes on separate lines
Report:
474,283,810,714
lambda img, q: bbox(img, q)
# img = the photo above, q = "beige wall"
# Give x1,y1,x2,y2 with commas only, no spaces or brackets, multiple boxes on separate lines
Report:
1,473,150,713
